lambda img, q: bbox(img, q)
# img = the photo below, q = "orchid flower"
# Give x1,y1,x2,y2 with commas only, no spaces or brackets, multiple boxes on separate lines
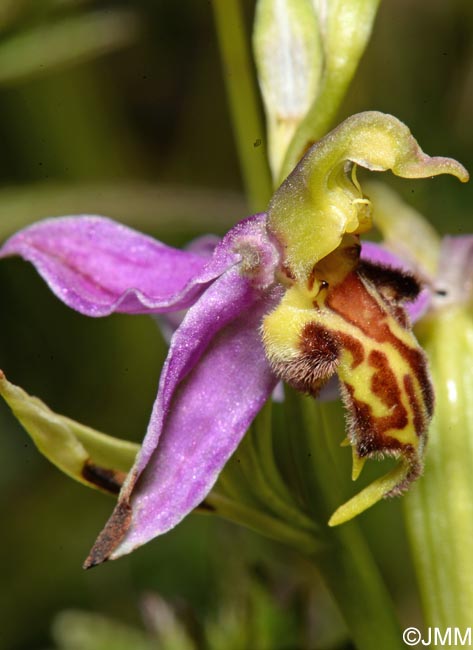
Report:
0,112,467,566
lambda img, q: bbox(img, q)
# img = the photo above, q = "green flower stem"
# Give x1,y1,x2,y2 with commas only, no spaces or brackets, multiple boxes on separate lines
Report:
212,0,272,212
405,308,473,628
318,527,404,650
206,492,320,555
252,400,299,504
286,390,405,650
216,403,319,535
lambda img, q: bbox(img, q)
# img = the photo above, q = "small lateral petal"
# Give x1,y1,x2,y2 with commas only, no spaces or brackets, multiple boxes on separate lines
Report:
0,216,238,316
361,241,431,321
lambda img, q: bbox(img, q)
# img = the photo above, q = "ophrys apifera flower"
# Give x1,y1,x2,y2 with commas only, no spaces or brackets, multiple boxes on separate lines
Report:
0,112,467,564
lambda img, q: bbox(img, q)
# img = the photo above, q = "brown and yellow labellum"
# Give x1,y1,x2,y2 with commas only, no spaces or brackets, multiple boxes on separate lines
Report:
262,242,432,525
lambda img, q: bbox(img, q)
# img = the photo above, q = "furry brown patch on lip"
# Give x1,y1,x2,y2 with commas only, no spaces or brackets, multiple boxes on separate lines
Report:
295,321,340,394
268,322,341,395
300,322,340,361
326,265,431,480
263,252,433,525
357,260,421,303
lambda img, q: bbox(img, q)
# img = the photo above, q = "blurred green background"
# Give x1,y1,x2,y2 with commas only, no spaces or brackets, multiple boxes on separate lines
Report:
0,1,471,648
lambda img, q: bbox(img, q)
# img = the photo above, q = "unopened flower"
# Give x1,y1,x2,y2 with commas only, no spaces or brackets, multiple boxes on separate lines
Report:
0,112,467,564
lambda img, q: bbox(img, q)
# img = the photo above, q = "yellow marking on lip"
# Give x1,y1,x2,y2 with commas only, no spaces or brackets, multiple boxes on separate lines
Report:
262,264,432,525
264,286,427,447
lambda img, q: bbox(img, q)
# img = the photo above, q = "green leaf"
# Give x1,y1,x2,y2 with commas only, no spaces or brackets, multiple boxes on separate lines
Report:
0,370,138,494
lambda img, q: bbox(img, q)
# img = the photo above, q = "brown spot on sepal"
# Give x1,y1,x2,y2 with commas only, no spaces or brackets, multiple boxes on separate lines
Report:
82,460,127,495
83,500,132,569
83,467,139,569
83,494,217,569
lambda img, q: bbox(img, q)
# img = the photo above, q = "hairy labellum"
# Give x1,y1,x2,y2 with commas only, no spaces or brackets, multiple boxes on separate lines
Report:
263,248,433,524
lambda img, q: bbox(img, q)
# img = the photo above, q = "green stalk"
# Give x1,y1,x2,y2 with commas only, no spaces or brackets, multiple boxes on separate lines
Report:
252,400,299,504
286,390,405,650
216,400,319,536
211,0,272,212
405,308,473,628
318,525,404,650
206,492,320,555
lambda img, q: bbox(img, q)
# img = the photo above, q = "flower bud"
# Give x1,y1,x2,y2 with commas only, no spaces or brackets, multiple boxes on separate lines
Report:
254,0,323,179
